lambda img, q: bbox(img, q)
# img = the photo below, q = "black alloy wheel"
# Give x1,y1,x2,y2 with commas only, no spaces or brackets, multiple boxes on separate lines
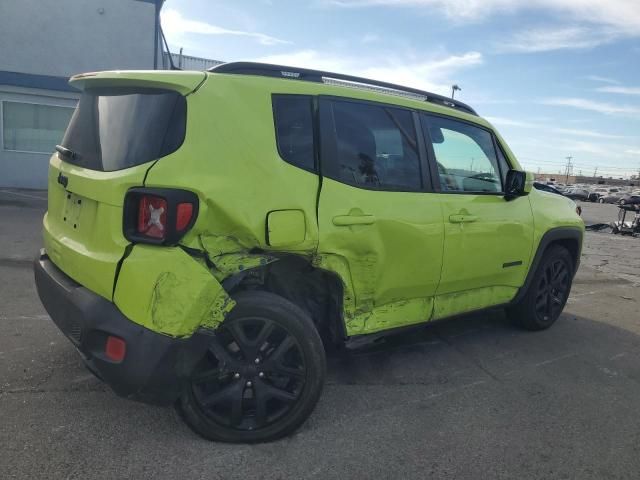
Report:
534,258,570,324
178,291,326,443
507,245,574,331
191,316,305,431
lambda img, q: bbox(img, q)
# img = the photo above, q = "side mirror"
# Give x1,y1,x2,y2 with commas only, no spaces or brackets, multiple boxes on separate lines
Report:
504,170,527,200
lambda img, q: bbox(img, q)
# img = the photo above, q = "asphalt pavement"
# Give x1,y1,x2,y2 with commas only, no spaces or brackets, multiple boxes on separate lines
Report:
1,190,639,480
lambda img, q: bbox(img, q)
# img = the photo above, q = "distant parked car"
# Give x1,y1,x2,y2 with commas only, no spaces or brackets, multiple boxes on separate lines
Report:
564,188,589,201
618,194,640,205
598,194,622,204
534,182,565,196
589,187,621,202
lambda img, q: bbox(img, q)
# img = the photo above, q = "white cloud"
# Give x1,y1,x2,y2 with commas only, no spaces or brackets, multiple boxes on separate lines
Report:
484,116,537,128
330,1,640,53
586,75,620,84
626,149,640,155
328,0,640,34
483,118,627,139
255,49,483,95
497,26,619,53
552,128,626,139
160,8,289,46
361,33,380,43
597,85,640,95
542,97,640,115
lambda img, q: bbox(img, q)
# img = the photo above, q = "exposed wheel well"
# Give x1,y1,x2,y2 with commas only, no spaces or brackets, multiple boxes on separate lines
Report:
546,237,580,272
224,255,346,348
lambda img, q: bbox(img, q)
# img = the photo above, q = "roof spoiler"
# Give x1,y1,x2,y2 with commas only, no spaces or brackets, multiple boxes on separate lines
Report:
69,70,207,95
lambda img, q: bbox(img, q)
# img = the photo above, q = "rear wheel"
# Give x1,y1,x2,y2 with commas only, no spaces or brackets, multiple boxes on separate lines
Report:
177,291,326,443
598,198,605,203
507,245,574,331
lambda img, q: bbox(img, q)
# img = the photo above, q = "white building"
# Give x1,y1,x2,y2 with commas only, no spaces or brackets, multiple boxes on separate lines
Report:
0,0,162,188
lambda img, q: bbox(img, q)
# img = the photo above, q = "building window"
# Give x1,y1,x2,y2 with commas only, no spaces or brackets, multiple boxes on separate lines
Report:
2,101,74,153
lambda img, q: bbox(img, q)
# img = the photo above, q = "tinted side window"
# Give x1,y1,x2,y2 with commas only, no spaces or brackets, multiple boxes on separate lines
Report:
324,100,421,191
423,115,503,193
273,95,315,171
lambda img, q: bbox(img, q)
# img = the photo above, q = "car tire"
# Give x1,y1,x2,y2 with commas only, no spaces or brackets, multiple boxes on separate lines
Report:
598,198,604,204
507,245,574,331
177,291,326,443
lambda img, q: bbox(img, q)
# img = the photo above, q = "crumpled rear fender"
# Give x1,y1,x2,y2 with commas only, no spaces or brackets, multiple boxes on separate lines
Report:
113,245,235,337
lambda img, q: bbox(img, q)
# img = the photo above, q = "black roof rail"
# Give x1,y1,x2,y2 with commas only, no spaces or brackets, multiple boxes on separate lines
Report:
208,62,477,116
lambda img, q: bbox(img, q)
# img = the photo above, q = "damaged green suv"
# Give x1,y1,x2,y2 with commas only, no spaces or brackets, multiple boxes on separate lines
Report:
34,62,584,442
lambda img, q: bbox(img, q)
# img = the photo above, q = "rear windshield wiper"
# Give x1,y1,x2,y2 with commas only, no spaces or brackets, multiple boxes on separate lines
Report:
55,145,77,160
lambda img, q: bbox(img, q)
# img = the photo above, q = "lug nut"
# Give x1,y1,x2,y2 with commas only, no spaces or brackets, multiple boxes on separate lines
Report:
258,372,265,378
246,381,252,387
254,358,260,364
233,373,240,379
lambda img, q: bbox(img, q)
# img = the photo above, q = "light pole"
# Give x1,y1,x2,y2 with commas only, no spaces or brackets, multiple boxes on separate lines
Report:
451,84,461,99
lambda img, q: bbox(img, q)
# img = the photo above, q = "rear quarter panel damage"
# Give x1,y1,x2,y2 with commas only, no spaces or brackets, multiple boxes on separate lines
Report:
114,245,235,337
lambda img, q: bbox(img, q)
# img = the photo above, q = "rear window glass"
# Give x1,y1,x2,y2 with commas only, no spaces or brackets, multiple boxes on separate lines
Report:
60,87,186,171
273,95,315,171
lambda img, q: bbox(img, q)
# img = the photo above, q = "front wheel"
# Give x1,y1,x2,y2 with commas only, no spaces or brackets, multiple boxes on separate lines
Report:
598,198,605,203
507,245,574,331
177,291,326,443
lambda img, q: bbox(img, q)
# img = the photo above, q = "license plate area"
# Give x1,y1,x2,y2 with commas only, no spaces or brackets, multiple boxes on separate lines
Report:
62,192,84,230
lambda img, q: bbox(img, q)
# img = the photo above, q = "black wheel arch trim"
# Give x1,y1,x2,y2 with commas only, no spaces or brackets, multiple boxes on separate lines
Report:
511,226,583,305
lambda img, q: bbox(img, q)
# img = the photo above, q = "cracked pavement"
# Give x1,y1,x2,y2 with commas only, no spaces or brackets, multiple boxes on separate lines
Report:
1,191,640,479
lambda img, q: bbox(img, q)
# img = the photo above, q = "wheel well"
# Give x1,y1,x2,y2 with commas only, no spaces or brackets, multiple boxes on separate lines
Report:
225,255,346,347
547,237,580,271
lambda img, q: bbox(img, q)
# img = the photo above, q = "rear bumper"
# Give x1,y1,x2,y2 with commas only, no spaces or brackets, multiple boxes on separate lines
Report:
33,251,210,405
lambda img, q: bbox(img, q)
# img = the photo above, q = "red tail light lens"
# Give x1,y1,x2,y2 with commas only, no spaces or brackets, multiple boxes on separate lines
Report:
105,335,126,362
176,202,194,231
137,195,168,239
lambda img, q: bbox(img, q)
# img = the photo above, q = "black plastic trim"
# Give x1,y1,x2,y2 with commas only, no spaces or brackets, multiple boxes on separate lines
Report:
503,260,523,268
34,252,210,405
511,227,583,305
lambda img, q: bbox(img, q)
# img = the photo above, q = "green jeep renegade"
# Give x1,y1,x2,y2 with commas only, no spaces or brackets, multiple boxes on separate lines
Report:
34,62,584,443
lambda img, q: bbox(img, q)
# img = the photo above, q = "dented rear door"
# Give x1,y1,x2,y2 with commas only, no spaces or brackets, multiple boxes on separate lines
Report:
316,97,444,336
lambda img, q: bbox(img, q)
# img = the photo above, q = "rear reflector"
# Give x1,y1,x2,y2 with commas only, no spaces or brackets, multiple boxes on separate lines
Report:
105,336,126,362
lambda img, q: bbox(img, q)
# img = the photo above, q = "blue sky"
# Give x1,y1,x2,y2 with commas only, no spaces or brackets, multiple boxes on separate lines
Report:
161,0,640,179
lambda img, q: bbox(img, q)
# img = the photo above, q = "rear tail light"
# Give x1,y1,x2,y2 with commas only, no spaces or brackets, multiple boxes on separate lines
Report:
137,195,168,239
124,188,198,245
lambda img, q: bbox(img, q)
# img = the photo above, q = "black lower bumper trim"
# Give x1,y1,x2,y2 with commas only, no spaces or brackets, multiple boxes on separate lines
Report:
33,251,211,405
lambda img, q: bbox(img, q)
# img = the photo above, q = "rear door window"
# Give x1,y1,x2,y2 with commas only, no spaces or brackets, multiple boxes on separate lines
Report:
321,99,422,191
60,87,186,171
272,95,315,171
